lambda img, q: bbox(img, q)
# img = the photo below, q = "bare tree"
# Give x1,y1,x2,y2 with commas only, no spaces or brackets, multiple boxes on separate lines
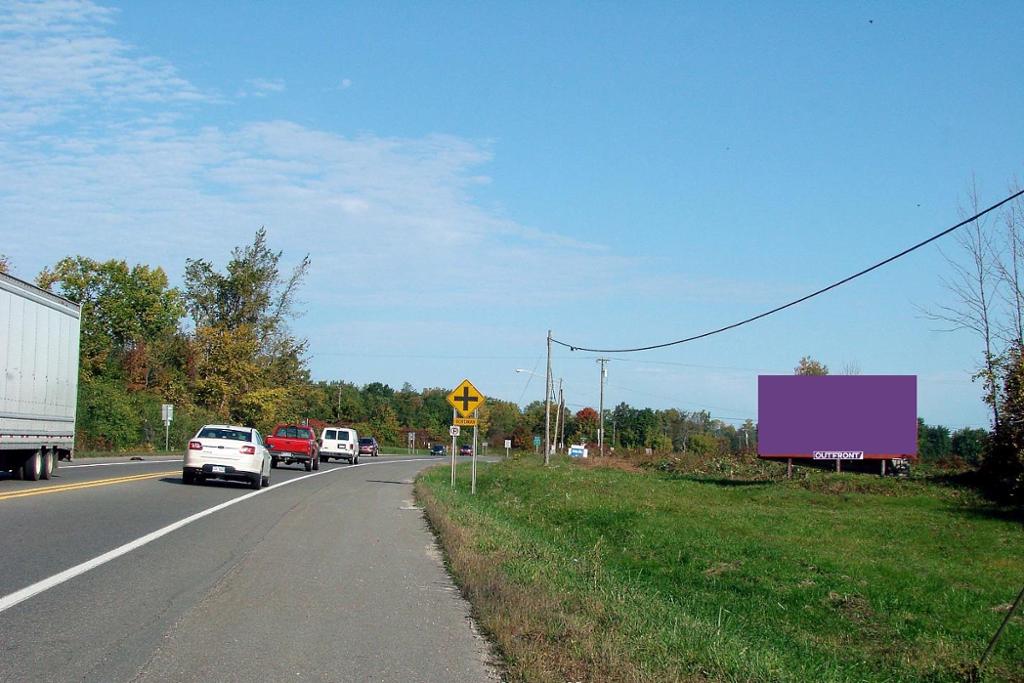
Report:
993,186,1024,348
841,360,862,375
920,178,1002,426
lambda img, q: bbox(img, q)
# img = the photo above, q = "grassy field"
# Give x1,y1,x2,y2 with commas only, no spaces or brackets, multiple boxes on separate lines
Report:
416,456,1024,682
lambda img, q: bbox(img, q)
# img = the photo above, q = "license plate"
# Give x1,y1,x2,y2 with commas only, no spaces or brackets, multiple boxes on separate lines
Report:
211,465,226,473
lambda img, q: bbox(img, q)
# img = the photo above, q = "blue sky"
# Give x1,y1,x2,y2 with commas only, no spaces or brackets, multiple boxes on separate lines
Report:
2,0,1022,429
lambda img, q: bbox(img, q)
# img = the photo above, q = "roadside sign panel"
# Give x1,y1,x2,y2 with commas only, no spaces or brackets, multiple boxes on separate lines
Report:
758,375,917,460
504,439,512,449
449,425,461,437
160,403,174,451
446,379,485,418
454,417,478,427
568,444,588,458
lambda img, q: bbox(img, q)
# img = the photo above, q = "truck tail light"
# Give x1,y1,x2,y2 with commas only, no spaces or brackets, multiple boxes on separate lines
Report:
240,445,256,455
189,441,203,450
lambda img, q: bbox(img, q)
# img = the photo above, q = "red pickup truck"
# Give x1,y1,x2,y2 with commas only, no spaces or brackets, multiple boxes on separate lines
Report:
266,424,320,471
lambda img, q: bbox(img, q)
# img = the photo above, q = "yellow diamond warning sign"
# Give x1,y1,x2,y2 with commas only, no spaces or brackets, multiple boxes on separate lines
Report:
446,379,485,418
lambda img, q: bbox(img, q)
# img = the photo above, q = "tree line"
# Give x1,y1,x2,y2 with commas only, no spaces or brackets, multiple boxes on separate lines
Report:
8,227,1006,485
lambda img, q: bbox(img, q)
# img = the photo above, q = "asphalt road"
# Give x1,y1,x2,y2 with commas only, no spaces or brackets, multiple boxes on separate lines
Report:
0,454,499,682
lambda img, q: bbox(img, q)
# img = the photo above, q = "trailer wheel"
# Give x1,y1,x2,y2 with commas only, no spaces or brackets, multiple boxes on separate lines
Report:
40,450,54,480
22,450,43,481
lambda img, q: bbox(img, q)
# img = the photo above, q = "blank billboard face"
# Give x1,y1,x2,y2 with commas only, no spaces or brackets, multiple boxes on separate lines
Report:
757,375,917,459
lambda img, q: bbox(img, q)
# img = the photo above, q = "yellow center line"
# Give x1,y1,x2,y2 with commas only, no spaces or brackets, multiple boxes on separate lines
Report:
0,470,180,501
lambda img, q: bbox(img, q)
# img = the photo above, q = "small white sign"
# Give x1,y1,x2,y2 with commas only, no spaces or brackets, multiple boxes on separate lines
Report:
161,403,174,423
449,425,461,437
813,450,864,460
568,444,588,458
503,439,512,449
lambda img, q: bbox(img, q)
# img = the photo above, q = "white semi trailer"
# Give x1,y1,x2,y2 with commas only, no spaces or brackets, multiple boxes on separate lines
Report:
0,271,81,480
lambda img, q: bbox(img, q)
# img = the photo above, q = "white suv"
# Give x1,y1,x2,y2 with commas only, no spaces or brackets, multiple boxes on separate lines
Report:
183,424,271,489
319,427,360,464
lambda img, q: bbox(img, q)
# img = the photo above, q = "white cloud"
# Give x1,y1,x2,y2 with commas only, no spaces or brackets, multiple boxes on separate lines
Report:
338,78,352,90
239,77,285,98
0,0,208,132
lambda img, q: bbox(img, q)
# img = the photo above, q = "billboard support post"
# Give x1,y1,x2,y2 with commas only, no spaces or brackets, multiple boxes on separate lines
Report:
836,459,841,473
787,458,792,479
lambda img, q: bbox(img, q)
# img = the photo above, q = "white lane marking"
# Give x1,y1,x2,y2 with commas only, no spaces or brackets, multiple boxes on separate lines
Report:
64,459,184,469
0,458,433,615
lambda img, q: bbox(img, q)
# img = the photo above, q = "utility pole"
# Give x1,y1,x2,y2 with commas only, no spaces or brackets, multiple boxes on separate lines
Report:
597,358,608,457
552,378,563,455
544,330,552,466
558,381,566,451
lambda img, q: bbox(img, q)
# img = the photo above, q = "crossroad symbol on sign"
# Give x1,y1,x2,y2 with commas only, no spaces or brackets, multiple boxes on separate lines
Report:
446,379,485,418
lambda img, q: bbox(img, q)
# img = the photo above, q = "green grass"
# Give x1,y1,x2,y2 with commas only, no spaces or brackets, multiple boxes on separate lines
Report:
416,457,1024,682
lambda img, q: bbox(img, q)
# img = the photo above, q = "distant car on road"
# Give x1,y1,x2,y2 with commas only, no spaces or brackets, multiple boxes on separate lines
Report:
183,424,271,489
358,436,380,457
430,443,446,457
320,427,360,464
459,444,473,456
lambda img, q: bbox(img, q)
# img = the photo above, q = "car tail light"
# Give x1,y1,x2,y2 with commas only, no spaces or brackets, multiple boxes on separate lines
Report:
240,445,256,455
189,441,203,450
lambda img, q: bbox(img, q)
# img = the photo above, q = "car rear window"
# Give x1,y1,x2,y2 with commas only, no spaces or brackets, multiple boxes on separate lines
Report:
359,438,373,445
337,430,351,441
323,429,337,440
198,427,250,441
275,426,313,439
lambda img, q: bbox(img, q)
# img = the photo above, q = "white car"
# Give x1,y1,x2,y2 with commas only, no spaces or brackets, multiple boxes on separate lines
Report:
183,424,271,489
319,426,360,464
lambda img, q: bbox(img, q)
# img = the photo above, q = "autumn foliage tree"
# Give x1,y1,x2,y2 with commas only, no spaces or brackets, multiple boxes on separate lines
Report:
37,257,184,387
794,356,829,376
575,407,599,442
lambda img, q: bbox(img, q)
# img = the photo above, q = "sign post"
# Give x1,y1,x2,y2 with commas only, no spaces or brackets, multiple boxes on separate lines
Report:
449,421,460,488
407,431,415,455
446,379,486,492
161,403,174,451
471,409,478,494
504,439,511,459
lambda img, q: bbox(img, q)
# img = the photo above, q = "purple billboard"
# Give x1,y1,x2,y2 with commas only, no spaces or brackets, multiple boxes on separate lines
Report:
757,375,917,460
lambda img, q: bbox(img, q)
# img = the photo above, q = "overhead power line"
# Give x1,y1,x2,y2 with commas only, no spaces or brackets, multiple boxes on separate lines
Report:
552,188,1024,354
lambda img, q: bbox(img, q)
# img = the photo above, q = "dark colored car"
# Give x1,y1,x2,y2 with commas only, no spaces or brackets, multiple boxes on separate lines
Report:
459,444,473,456
358,436,380,457
430,443,446,457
